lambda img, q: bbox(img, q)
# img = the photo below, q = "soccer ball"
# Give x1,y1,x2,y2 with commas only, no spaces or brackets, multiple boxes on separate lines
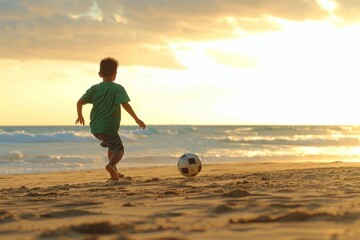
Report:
177,153,202,177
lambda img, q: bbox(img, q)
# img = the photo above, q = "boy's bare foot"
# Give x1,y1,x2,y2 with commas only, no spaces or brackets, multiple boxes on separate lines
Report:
106,164,120,181
114,166,125,178
115,170,125,178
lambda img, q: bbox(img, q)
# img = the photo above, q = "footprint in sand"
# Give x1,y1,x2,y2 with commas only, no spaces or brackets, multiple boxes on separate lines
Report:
70,222,125,234
204,183,220,188
54,201,101,208
39,221,133,238
23,191,62,197
0,211,15,224
229,211,360,224
212,204,236,214
163,190,178,196
123,202,137,207
12,186,29,193
40,209,98,218
223,189,250,198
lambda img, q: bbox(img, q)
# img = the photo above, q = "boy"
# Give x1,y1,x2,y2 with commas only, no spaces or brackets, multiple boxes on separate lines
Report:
75,57,146,181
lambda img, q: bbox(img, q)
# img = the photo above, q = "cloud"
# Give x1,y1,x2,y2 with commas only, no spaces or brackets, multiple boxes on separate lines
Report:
0,0,93,20
334,0,360,22
0,0,337,68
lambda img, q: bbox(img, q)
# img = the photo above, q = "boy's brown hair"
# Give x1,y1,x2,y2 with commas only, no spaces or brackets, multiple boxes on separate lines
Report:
99,57,119,77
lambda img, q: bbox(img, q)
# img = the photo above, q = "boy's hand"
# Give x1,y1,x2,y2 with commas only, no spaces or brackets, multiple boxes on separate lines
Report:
75,116,85,125
121,103,145,129
136,119,146,129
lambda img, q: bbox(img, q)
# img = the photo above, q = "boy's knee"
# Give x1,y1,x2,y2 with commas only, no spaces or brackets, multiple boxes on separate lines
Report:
106,163,114,169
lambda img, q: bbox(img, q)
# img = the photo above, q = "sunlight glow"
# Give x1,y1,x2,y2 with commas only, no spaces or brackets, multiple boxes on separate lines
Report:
167,19,360,124
316,0,338,12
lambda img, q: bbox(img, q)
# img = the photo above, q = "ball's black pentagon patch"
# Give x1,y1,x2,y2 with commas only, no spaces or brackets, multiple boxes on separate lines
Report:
181,168,189,174
188,158,196,164
180,154,187,159
198,165,202,172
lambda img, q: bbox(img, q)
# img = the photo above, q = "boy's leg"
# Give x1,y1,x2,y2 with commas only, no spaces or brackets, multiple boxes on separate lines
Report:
107,149,124,178
106,150,124,180
94,133,124,181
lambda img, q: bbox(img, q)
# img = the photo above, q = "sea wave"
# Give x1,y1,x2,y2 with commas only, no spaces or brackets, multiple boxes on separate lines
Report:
0,151,24,161
0,150,101,164
0,130,94,143
219,135,360,147
0,130,139,143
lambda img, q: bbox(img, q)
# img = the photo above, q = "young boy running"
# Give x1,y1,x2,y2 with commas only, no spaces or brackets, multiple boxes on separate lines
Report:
76,57,146,181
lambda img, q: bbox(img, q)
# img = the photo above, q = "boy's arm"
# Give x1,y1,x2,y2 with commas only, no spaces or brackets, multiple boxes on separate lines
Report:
121,102,146,129
75,99,85,125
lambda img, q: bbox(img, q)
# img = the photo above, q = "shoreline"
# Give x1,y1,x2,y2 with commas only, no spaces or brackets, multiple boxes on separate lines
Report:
2,161,360,189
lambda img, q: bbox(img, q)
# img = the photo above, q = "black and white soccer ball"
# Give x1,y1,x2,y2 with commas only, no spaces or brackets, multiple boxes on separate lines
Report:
177,153,202,177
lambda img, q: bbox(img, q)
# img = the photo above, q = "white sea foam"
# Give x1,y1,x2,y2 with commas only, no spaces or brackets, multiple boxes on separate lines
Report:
1,151,24,161
0,130,93,143
0,130,139,143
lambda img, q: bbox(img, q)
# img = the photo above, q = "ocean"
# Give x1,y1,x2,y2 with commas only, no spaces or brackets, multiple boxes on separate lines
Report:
1,125,360,174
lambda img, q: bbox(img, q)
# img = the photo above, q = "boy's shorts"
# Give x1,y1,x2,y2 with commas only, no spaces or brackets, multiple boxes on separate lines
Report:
93,133,124,153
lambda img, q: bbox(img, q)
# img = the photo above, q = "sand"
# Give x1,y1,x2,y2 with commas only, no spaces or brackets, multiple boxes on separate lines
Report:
1,161,360,240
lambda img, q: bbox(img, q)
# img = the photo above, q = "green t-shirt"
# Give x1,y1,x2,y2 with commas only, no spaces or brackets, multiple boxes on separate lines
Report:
81,82,130,137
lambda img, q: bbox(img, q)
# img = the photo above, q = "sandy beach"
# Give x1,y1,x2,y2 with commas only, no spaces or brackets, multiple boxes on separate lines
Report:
1,161,360,240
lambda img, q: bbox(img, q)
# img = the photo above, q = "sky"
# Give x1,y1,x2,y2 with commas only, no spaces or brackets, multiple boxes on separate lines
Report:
1,0,360,125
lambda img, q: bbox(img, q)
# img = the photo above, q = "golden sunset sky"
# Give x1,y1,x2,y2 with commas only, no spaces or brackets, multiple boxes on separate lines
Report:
1,0,360,125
